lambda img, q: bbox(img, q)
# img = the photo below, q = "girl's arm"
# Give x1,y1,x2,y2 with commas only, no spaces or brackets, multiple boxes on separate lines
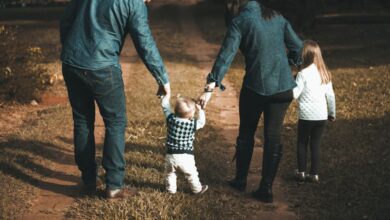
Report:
293,72,305,99
196,109,206,130
161,96,173,118
284,21,303,66
325,82,336,119
206,21,242,90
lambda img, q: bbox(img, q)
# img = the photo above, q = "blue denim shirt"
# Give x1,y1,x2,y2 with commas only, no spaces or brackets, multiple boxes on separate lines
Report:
60,0,169,85
207,1,303,96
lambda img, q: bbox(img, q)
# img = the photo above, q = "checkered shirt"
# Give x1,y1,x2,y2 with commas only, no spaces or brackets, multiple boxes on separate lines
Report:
166,114,197,154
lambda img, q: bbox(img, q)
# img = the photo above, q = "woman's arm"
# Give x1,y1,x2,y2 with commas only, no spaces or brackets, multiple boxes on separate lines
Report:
207,21,242,90
284,21,303,67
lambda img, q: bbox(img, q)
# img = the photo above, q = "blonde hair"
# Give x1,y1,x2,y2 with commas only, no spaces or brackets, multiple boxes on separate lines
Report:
301,40,332,84
174,97,196,119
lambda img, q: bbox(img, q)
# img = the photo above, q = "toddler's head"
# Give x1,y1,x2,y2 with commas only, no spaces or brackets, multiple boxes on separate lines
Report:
174,97,196,119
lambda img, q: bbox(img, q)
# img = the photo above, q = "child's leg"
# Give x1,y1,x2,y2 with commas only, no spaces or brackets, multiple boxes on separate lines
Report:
297,120,313,172
165,154,177,193
309,121,327,175
176,154,202,193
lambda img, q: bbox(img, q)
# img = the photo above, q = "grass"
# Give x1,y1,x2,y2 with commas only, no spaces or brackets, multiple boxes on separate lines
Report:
194,1,390,219
1,1,389,219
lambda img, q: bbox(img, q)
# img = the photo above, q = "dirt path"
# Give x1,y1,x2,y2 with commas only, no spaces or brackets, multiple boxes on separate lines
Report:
175,0,297,219
20,58,135,220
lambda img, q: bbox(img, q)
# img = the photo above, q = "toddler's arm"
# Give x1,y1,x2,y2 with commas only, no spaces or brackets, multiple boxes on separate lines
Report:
325,82,336,119
196,105,206,130
293,72,304,99
161,96,173,118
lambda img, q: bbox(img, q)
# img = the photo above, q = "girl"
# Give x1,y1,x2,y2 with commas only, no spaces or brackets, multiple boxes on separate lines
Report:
293,40,336,183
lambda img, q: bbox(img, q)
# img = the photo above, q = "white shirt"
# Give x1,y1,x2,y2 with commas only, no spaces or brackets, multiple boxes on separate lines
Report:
293,64,336,121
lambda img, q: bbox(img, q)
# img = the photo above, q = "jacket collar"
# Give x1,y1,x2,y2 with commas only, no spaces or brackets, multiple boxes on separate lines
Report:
241,0,260,11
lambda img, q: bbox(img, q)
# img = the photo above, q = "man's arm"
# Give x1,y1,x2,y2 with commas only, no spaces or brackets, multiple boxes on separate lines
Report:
60,0,78,45
127,0,169,86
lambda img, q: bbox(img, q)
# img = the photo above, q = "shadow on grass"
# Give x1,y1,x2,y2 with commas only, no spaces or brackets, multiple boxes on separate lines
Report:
279,113,390,219
0,137,84,197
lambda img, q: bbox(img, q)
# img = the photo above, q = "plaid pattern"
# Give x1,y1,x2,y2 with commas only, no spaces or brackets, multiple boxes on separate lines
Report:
166,114,197,154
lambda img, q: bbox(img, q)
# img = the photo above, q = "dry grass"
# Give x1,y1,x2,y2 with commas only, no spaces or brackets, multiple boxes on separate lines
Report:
1,2,389,219
194,2,390,219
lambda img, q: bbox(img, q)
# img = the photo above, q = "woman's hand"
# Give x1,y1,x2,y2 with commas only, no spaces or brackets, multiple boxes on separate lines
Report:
198,82,216,109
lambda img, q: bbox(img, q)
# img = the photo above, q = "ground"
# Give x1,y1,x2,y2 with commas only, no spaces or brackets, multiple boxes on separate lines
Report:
0,0,390,219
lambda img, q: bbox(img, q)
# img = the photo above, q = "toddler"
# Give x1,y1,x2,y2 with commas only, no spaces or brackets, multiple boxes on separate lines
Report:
161,95,208,194
293,40,336,183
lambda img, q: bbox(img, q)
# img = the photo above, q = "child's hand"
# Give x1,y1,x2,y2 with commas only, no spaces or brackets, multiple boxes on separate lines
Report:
328,115,335,122
195,103,202,111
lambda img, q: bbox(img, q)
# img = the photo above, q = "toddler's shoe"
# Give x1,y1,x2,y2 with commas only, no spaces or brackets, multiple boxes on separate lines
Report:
306,174,320,183
194,185,208,194
294,170,306,182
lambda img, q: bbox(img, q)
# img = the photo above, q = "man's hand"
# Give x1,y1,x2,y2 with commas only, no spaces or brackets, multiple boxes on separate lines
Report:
157,83,171,98
144,0,151,3
328,115,336,122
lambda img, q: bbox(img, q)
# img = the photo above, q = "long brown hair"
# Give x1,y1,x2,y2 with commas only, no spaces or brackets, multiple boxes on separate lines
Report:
301,40,332,84
225,0,278,25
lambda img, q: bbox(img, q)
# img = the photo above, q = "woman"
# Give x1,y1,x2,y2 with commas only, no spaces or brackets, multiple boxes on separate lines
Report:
199,0,303,203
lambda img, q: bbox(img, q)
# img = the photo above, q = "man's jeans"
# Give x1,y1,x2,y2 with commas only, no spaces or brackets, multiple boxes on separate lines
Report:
62,63,127,190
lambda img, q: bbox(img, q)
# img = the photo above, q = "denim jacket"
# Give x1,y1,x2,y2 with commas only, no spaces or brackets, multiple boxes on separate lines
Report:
207,0,303,95
60,0,169,85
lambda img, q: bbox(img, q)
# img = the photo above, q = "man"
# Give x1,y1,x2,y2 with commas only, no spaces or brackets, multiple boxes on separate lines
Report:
60,0,170,199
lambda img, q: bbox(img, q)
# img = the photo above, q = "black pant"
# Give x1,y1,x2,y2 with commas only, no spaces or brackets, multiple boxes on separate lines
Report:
297,119,327,175
238,88,292,151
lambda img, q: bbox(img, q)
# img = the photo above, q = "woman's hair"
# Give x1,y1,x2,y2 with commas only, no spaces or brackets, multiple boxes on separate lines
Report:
301,40,332,84
175,97,196,119
225,0,278,25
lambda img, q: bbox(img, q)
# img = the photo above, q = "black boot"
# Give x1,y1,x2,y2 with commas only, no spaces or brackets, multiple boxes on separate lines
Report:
252,144,283,203
228,138,254,191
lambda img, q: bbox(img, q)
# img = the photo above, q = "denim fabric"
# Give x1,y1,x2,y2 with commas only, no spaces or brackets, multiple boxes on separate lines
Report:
207,0,303,96
60,0,169,85
62,63,127,190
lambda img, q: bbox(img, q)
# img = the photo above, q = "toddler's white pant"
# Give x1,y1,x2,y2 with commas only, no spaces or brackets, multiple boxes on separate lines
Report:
165,154,202,193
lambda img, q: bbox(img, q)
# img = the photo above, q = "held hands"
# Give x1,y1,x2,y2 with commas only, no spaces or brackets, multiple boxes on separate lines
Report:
198,82,216,109
157,83,171,99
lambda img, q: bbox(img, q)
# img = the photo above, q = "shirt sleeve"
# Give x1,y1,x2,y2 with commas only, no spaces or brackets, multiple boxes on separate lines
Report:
60,0,78,45
207,21,242,91
284,20,303,67
325,82,336,118
127,0,169,86
196,110,206,130
293,72,305,99
161,97,173,118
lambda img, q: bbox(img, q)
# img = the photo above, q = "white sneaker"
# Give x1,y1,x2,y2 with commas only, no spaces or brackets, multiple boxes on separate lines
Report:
194,185,208,194
294,170,306,182
306,174,320,183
